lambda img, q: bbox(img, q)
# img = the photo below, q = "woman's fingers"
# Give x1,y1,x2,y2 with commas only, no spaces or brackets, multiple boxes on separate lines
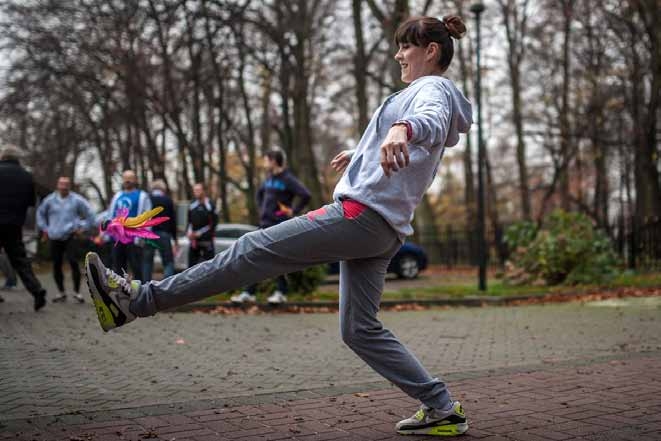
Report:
331,152,350,172
381,143,398,177
380,142,411,177
401,143,410,166
380,146,391,177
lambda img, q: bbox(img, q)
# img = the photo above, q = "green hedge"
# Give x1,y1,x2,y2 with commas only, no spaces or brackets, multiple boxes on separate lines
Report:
504,210,619,285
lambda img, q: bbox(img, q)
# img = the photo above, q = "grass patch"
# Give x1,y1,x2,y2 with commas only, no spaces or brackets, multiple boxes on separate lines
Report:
194,271,661,304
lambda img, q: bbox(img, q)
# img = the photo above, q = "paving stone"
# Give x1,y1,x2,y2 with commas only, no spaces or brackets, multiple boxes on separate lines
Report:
2,280,661,440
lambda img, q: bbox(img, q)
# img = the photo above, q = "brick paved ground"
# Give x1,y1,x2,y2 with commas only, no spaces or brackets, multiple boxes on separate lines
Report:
1,275,661,439
1,353,660,440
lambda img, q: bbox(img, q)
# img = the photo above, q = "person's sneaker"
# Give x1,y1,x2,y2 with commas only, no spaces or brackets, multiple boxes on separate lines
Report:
73,293,85,303
230,291,256,303
52,293,67,303
396,401,468,436
34,291,47,311
85,252,140,332
267,290,287,304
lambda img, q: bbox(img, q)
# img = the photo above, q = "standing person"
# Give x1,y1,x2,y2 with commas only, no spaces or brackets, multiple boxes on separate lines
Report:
0,146,47,310
231,150,311,304
37,177,95,302
108,170,151,280
85,15,472,436
186,183,218,267
143,179,178,281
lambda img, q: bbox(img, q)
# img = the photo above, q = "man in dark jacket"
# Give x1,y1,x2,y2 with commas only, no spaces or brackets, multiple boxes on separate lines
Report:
143,179,178,281
186,183,218,267
231,149,311,304
0,146,47,310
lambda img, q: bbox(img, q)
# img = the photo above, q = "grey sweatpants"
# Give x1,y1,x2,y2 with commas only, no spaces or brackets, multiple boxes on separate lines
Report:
130,201,452,409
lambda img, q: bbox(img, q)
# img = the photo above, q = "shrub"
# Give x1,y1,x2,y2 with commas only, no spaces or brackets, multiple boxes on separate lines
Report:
256,265,327,297
504,210,619,285
286,265,327,295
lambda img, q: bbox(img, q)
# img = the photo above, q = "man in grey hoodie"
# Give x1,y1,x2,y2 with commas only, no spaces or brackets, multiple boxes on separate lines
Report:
85,15,473,437
37,177,95,303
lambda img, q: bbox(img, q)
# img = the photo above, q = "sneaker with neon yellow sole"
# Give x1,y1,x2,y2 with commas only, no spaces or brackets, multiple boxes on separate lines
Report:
396,401,468,436
84,252,140,332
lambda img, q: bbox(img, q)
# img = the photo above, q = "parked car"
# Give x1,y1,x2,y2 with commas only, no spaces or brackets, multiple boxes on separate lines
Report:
327,242,428,279
172,223,259,271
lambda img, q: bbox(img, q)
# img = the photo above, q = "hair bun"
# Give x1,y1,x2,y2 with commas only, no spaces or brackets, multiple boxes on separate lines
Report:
442,15,466,39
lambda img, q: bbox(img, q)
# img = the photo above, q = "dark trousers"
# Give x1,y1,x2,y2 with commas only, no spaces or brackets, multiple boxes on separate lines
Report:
0,224,45,298
111,243,144,281
188,241,215,268
49,237,80,293
143,231,175,281
0,251,17,285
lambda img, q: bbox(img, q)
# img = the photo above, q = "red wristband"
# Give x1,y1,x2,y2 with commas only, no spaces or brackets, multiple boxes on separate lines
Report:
392,121,412,141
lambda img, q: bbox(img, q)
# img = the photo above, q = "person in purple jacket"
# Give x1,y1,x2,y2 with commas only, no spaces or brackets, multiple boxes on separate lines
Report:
85,15,472,436
231,149,311,304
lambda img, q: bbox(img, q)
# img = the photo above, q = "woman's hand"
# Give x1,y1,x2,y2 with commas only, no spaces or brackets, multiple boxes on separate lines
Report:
330,150,354,173
380,125,410,177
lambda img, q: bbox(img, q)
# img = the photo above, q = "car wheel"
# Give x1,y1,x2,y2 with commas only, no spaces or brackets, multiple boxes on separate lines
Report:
397,254,420,279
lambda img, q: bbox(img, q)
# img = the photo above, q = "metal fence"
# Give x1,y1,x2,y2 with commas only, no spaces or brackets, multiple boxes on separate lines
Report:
623,218,661,271
414,225,509,267
417,219,661,271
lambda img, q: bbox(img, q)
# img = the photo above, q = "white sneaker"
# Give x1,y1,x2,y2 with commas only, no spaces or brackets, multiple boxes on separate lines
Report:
267,291,287,304
230,291,256,303
73,293,85,303
396,401,468,436
52,292,67,303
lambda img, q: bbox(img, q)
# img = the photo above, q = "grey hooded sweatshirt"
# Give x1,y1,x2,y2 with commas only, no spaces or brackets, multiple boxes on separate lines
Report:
333,75,472,236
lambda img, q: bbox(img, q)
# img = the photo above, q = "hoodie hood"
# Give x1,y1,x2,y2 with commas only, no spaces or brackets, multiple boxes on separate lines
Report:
442,79,473,147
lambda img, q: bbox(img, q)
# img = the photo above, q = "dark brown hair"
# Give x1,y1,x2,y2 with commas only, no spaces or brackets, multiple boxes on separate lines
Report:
394,16,466,72
265,149,285,167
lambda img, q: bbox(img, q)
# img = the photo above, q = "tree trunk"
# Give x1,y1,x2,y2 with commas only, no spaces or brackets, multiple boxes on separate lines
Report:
559,0,574,211
352,0,369,133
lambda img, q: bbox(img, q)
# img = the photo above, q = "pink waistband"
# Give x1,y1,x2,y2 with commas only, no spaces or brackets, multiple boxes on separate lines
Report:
342,199,367,219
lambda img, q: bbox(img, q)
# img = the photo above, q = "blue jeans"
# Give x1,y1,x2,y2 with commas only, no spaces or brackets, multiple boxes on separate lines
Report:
142,231,175,281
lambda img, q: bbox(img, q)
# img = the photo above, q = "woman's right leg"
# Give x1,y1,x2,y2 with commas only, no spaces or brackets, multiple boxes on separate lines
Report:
128,201,401,317
339,254,452,411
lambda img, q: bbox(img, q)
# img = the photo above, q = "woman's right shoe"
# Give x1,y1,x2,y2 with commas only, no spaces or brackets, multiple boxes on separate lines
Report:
84,252,139,332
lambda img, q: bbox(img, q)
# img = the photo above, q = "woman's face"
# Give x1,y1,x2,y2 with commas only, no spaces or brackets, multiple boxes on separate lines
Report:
394,42,438,83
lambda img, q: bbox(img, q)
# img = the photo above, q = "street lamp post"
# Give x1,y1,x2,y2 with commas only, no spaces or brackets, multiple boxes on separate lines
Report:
470,2,487,291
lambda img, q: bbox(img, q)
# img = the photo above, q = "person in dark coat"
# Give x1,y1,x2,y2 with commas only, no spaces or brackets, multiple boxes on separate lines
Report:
186,183,218,267
0,146,47,310
143,179,178,280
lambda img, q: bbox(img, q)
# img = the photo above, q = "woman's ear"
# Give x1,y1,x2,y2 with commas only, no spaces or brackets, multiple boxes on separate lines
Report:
426,42,441,63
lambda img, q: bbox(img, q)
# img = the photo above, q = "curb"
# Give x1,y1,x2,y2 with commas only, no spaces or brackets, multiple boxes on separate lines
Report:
169,286,661,312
